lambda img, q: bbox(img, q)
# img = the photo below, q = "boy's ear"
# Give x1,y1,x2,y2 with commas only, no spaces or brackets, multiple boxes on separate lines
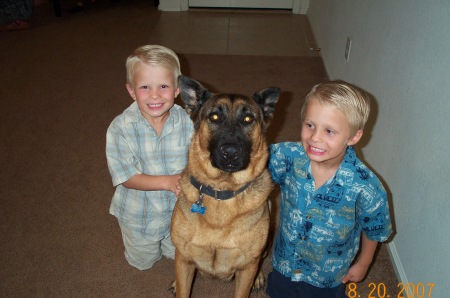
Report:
126,83,136,101
347,129,363,146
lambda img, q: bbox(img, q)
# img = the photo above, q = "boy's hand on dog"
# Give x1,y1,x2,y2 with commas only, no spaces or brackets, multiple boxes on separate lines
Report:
168,174,182,196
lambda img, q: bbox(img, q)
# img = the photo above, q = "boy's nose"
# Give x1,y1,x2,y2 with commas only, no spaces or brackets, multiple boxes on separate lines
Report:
311,131,321,142
150,90,159,99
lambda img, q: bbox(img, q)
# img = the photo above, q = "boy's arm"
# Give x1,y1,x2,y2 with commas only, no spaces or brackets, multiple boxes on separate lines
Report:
341,232,378,284
122,174,181,196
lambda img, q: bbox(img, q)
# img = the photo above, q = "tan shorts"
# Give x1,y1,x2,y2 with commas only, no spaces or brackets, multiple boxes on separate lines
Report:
118,221,175,270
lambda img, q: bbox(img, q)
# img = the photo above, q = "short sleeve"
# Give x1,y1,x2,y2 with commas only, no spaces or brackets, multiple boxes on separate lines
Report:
356,180,392,242
268,143,286,185
106,122,141,186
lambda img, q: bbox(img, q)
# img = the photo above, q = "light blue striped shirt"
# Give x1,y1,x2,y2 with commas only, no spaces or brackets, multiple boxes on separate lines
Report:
106,102,193,240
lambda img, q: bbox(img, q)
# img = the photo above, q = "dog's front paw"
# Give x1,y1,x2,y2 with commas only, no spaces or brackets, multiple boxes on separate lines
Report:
251,270,266,293
168,280,176,297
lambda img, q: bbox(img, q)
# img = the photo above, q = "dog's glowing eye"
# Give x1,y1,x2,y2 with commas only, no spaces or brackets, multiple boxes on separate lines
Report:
244,115,253,123
210,113,220,122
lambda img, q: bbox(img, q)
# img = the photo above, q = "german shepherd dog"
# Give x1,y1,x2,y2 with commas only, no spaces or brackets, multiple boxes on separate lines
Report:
170,76,280,298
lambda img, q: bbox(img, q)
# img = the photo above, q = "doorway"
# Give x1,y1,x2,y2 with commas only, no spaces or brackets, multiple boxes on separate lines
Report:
188,0,293,10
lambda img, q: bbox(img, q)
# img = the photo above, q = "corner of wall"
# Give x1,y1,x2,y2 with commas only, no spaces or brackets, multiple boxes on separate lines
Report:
293,0,310,14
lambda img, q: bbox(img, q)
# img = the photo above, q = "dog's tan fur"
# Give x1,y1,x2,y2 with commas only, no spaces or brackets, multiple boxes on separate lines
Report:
170,76,280,298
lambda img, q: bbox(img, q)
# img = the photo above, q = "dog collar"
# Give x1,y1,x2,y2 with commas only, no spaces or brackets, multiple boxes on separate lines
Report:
189,176,251,201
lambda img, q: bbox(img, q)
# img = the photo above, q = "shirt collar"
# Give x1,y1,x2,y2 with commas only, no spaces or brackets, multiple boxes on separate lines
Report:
123,102,177,135
305,146,357,186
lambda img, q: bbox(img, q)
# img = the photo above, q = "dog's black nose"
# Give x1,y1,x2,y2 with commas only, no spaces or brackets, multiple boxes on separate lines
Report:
220,145,241,161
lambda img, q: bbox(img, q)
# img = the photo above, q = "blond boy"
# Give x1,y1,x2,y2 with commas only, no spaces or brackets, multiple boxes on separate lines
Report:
106,45,193,270
266,81,392,298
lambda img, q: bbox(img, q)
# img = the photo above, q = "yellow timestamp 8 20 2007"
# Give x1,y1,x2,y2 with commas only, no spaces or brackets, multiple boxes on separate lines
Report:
347,282,435,298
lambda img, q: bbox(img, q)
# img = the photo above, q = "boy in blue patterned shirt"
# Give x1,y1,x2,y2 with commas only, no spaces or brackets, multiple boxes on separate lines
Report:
266,81,392,298
106,45,194,270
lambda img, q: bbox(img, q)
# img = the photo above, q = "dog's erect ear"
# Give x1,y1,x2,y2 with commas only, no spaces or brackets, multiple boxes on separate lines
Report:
252,87,281,128
178,75,211,117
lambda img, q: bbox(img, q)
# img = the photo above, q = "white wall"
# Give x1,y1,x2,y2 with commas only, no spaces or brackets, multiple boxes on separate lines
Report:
308,1,450,296
158,0,309,14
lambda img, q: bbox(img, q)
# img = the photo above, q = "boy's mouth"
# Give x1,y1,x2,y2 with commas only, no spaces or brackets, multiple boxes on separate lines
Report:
308,145,325,154
147,103,163,109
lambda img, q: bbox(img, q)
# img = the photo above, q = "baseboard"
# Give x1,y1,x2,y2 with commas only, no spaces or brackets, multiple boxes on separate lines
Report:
387,241,408,285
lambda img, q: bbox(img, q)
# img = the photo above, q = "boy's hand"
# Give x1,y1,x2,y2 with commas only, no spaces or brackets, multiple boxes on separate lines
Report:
341,262,369,284
168,174,182,196
342,233,377,284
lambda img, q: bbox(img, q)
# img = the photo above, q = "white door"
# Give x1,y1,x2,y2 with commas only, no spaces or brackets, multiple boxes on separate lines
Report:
189,0,293,9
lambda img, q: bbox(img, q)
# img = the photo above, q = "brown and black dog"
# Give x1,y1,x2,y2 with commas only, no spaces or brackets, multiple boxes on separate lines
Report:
170,76,280,298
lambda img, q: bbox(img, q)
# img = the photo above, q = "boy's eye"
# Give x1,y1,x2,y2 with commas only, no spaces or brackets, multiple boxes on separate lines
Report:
326,129,335,135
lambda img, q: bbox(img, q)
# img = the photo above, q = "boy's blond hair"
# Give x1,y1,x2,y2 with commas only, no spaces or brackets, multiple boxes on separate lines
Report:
126,45,181,86
301,80,371,135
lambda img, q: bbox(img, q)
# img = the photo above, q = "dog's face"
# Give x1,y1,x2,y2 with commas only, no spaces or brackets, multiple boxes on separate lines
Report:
179,75,280,177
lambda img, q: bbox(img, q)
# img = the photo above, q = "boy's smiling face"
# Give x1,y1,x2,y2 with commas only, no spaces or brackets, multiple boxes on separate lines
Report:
126,63,179,126
301,98,362,168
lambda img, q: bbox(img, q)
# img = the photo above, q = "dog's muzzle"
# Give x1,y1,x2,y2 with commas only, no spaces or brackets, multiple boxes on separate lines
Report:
220,144,241,162
210,142,251,172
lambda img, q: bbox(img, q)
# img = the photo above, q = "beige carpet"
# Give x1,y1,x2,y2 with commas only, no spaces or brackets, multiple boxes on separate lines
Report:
0,1,398,297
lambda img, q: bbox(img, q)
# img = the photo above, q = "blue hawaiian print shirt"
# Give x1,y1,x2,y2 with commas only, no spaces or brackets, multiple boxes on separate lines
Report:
106,102,193,241
269,142,392,288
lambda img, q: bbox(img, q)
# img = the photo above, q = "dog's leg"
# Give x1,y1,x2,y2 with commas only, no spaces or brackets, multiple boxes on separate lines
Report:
233,260,260,298
174,251,196,298
251,269,266,292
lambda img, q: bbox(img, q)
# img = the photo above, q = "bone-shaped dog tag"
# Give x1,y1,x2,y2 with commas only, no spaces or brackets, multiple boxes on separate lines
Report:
191,194,206,215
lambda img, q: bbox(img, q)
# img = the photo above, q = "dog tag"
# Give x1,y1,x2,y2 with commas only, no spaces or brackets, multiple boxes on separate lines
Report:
191,194,206,215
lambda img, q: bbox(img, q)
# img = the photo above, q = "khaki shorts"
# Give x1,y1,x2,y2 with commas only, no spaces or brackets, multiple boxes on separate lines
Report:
118,221,175,270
